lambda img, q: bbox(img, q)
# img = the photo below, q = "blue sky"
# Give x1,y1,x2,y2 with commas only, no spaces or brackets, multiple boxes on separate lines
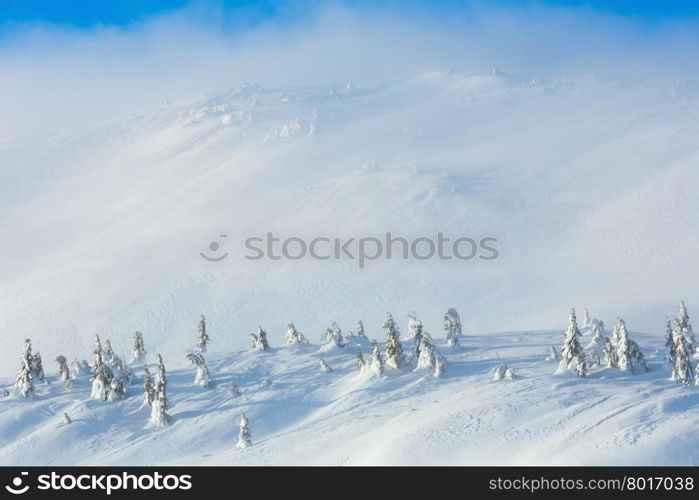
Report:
1,0,698,29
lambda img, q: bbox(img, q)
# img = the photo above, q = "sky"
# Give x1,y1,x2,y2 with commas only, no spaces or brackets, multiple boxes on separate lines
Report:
2,1,699,27
0,1,697,139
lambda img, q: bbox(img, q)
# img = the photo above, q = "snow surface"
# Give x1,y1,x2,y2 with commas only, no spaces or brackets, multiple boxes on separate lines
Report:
1,72,699,464
1,329,697,466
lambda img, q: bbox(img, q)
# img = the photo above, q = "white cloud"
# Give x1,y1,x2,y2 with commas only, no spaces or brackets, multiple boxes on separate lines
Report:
0,2,697,140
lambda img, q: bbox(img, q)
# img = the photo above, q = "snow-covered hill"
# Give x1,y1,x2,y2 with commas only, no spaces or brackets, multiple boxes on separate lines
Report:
2,326,698,466
2,71,699,465
1,72,699,374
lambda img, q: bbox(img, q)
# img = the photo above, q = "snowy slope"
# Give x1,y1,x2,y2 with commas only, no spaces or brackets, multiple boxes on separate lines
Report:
1,327,698,466
1,72,699,375
2,72,699,465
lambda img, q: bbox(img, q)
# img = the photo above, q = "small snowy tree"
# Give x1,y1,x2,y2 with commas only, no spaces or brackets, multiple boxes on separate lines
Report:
356,320,366,338
494,362,508,380
416,332,446,377
413,319,425,361
672,320,694,386
285,323,307,344
72,359,90,378
250,327,270,350
143,366,155,406
55,355,72,388
15,339,35,398
237,413,252,448
131,331,147,364
186,353,213,387
603,337,617,367
356,350,366,372
444,314,460,348
369,339,384,376
63,412,72,425
319,359,333,373
227,381,241,397
91,335,103,373
615,319,632,372
148,354,170,428
558,308,586,377
665,318,676,366
406,313,421,340
32,352,46,384
676,301,696,358
383,312,405,369
323,322,345,348
90,361,114,401
582,308,591,328
444,308,462,337
196,315,210,353
103,339,115,364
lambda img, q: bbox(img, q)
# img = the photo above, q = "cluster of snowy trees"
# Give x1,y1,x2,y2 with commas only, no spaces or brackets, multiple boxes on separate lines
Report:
12,301,699,451
556,304,699,384
8,308,465,446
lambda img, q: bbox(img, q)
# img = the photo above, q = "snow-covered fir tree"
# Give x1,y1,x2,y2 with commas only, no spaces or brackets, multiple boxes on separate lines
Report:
356,350,366,372
319,359,333,373
71,359,90,378
148,354,170,428
250,327,270,350
143,365,155,406
323,322,345,348
237,413,253,448
494,362,508,380
369,339,384,376
55,355,72,388
444,313,460,348
32,351,46,384
356,320,366,338
383,312,405,369
110,353,133,385
676,301,696,357
609,318,648,373
285,323,307,344
15,339,35,398
672,320,694,386
108,374,127,401
615,318,636,372
103,339,115,364
90,359,114,401
413,319,425,361
406,313,421,340
585,321,604,365
603,337,617,367
444,308,462,337
416,332,445,377
91,335,103,373
558,308,586,377
186,353,213,387
130,331,147,364
227,381,241,397
582,307,591,328
664,318,676,366
196,315,210,353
